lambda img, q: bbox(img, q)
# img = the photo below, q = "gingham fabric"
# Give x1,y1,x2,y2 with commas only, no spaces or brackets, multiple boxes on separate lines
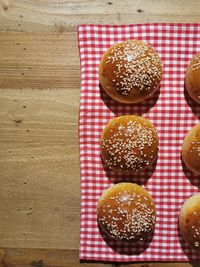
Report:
78,24,200,262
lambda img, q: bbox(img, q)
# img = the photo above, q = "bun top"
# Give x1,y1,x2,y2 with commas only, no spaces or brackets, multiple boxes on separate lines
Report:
99,40,162,103
179,193,200,250
97,183,156,241
101,115,159,172
185,53,200,103
182,124,200,175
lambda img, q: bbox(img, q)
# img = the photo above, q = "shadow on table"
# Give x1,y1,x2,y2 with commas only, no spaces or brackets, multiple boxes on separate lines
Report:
184,83,200,120
191,262,200,267
101,156,157,186
99,84,160,116
98,223,154,256
181,155,200,188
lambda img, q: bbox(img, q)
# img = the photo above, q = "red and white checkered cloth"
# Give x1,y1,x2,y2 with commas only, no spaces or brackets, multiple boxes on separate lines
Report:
78,23,200,262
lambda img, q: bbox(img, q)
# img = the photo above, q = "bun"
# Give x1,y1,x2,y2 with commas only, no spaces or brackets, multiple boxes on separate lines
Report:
185,53,200,104
182,124,200,175
97,183,156,241
179,193,200,250
101,115,158,173
99,40,162,104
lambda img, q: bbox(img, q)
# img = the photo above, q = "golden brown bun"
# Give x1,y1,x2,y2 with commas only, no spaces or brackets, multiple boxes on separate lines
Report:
182,124,200,175
185,53,200,104
99,40,162,104
179,193,200,251
101,115,159,173
97,183,156,241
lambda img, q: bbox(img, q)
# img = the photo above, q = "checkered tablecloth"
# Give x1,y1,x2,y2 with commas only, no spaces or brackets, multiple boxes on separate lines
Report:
78,23,200,262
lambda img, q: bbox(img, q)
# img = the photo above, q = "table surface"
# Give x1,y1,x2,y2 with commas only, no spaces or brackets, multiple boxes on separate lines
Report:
0,0,199,266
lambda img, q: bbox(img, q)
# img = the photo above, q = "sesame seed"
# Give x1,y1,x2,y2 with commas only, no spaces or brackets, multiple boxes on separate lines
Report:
189,141,200,161
192,54,200,71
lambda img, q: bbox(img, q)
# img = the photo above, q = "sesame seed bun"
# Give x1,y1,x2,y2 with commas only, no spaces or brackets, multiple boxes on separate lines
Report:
182,124,200,175
179,193,200,251
185,53,200,104
97,183,156,242
99,40,162,104
101,115,159,173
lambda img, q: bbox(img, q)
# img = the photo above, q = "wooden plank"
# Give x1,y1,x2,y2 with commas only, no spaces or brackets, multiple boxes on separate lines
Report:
0,31,81,249
0,250,5,267
0,248,199,267
0,248,115,267
0,88,80,249
0,32,79,89
0,0,199,33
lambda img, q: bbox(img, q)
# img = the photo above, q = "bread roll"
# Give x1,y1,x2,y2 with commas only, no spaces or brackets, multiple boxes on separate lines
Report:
179,193,200,251
185,53,200,104
101,115,159,173
99,40,162,103
182,124,200,175
97,183,156,241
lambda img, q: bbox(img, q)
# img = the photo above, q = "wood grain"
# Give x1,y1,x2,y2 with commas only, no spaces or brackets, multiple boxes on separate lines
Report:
0,248,114,267
0,0,199,33
0,248,197,267
0,89,80,249
0,32,80,250
0,32,79,89
0,0,200,266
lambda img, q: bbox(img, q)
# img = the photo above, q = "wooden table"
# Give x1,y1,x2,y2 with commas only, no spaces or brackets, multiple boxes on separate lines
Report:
0,1,199,266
